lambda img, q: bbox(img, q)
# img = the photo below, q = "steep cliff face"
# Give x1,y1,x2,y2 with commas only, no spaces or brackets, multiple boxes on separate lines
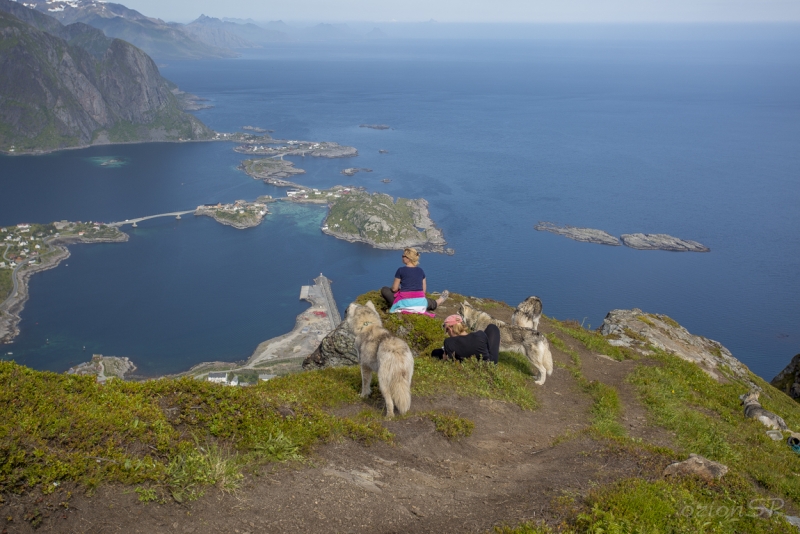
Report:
0,8,212,152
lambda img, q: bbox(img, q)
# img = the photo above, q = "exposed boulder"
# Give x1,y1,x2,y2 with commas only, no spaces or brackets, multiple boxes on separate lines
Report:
771,354,800,401
663,454,728,482
302,320,358,370
600,308,752,385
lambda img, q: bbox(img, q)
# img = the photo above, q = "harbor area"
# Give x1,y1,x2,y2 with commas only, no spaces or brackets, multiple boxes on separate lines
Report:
185,274,341,383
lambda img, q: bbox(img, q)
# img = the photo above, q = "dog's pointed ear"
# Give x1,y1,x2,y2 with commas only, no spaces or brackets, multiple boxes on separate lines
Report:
365,300,377,312
346,303,358,316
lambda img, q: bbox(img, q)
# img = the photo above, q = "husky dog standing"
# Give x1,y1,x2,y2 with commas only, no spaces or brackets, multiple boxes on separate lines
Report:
345,301,414,418
511,296,543,330
739,391,789,431
459,300,553,385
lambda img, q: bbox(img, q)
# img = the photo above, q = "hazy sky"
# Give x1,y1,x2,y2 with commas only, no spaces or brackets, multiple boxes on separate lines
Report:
122,0,800,24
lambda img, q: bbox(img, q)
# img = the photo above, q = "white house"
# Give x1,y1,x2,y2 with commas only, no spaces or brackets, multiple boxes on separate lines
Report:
207,372,227,384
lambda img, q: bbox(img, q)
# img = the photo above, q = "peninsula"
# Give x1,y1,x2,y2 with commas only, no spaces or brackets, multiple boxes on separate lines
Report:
0,221,128,344
534,222,621,246
234,140,357,158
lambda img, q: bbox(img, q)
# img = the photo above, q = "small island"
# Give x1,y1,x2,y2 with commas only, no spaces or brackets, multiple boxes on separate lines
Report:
319,189,447,253
195,199,271,229
360,124,391,130
341,167,372,176
240,158,306,183
621,233,710,252
1,221,128,344
534,222,621,246
242,125,269,133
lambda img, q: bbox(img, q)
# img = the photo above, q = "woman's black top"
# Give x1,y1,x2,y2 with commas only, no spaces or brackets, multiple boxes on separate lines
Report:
443,330,490,361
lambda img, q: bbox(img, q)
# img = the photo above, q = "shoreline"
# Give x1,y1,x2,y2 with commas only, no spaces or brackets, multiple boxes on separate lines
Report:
0,233,128,344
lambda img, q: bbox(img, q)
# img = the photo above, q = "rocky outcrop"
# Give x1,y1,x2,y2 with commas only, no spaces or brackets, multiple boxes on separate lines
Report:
600,308,752,385
663,454,728,482
302,321,358,370
534,222,620,246
0,8,213,153
620,233,709,252
771,354,800,401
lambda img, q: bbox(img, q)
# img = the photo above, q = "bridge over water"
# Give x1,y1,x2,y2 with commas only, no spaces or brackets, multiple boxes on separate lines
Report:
109,210,195,228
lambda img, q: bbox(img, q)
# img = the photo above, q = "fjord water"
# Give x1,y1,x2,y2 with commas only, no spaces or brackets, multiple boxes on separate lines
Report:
1,36,798,378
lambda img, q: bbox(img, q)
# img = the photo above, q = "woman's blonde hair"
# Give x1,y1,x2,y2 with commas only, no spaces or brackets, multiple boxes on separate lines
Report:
449,322,469,336
403,247,420,267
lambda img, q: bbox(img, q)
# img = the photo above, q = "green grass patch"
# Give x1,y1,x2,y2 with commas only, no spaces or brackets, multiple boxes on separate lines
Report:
550,320,632,362
421,411,475,440
575,477,792,533
0,362,390,497
629,349,800,505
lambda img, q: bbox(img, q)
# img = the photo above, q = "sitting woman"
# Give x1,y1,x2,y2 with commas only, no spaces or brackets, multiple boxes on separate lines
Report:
381,247,448,315
431,314,500,364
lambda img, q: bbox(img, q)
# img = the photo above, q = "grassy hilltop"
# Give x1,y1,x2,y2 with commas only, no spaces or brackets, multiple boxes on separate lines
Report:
1,292,799,532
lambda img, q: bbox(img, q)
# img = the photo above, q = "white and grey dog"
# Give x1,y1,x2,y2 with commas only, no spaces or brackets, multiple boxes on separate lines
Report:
346,301,414,418
459,300,553,385
511,296,543,330
739,391,789,431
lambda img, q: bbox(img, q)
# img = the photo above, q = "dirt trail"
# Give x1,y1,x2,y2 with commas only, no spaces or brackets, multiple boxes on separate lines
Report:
1,303,673,533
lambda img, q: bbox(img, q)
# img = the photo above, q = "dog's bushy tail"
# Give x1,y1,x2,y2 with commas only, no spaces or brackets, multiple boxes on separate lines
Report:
378,342,414,415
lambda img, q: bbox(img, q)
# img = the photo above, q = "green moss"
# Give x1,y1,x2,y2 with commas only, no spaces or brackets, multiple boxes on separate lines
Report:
421,411,475,440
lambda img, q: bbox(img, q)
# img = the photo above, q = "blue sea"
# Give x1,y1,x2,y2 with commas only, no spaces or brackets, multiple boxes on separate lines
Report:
1,36,798,379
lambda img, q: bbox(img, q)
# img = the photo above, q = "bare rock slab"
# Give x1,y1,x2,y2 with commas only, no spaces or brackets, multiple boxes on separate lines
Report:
600,308,753,385
534,222,620,246
620,233,709,252
663,454,728,482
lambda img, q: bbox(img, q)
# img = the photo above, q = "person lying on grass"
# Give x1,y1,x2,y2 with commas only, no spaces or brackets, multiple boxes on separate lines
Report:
431,314,499,364
380,247,448,316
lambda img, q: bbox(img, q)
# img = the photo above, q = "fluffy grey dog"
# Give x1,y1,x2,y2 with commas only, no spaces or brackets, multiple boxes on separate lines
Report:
739,391,789,431
511,296,543,330
459,300,553,385
345,301,414,418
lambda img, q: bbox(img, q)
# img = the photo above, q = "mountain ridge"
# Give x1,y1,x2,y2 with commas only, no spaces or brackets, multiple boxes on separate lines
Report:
0,4,213,153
